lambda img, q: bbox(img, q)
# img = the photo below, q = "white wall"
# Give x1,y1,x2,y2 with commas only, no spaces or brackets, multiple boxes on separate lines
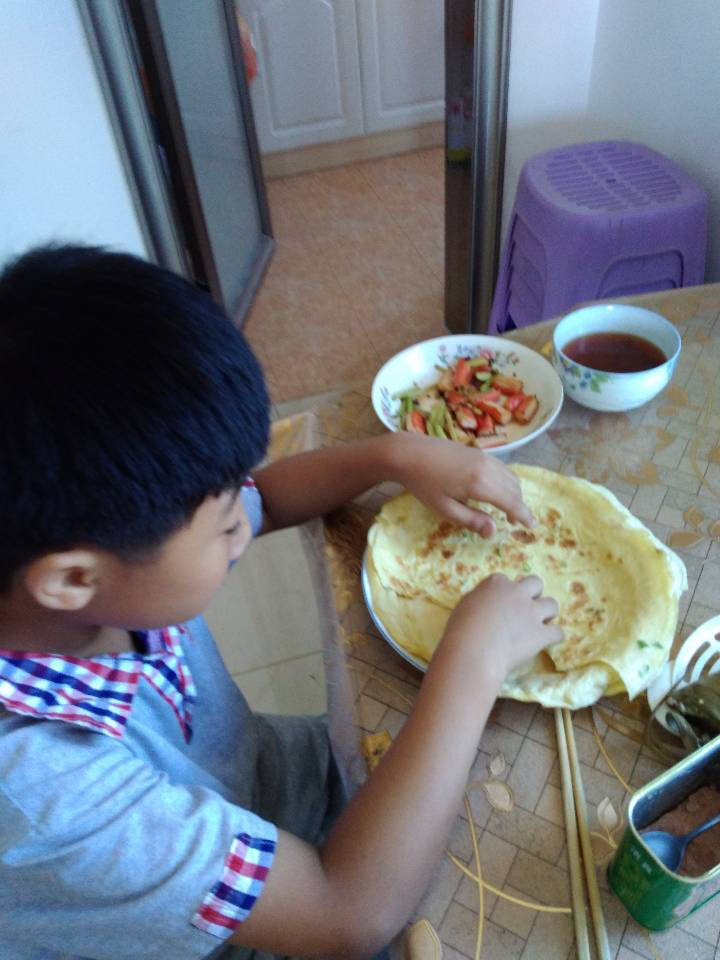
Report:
502,0,720,282
0,0,147,265
586,0,720,281
502,0,601,239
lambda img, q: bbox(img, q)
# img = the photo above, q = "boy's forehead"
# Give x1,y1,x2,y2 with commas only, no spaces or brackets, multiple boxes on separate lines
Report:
219,487,242,517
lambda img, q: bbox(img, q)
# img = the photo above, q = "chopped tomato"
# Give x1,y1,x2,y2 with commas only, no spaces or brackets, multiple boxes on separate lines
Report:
475,412,495,435
513,395,538,424
475,398,512,425
478,388,502,404
492,373,524,395
406,410,427,433
452,358,473,387
455,405,478,431
504,392,527,412
445,390,466,406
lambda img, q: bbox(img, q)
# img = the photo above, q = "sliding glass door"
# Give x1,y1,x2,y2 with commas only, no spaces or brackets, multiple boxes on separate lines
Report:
79,0,273,323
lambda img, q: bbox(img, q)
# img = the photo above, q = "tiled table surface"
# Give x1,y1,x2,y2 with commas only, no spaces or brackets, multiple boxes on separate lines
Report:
302,284,720,960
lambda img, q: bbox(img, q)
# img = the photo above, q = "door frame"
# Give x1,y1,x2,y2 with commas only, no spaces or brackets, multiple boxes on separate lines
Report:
78,0,274,325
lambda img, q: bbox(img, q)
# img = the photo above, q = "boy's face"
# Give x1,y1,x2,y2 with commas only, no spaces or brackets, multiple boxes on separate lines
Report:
85,489,252,629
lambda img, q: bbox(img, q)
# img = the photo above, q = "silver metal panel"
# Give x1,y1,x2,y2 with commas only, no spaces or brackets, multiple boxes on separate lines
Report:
444,0,513,334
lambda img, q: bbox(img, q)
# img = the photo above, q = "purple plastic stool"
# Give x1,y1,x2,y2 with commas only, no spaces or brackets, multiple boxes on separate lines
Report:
488,141,708,335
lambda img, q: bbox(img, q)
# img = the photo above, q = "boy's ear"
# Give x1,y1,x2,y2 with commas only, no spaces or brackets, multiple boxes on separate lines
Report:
24,551,101,612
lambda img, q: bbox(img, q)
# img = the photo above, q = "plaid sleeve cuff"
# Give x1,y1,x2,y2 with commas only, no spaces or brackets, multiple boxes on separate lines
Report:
191,827,277,938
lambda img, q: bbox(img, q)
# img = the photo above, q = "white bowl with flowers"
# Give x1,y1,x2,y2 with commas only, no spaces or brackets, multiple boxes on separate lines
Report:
371,335,564,456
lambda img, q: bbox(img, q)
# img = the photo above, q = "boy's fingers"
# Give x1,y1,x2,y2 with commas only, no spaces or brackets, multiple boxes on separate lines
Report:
537,596,560,622
477,464,535,529
443,499,496,538
517,574,544,597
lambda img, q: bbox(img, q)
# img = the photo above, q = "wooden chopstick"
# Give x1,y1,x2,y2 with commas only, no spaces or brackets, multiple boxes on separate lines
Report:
562,708,612,960
554,708,591,960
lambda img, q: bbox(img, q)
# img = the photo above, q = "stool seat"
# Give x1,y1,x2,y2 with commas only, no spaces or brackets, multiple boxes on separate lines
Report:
488,141,708,335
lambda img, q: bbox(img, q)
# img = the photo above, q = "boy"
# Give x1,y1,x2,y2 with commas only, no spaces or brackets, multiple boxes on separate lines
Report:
0,245,562,960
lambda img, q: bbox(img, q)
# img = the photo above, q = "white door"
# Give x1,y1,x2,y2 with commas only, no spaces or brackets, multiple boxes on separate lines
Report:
356,0,444,134
238,0,364,153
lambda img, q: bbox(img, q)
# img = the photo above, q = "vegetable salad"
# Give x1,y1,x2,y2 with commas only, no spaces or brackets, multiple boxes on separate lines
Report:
396,353,539,447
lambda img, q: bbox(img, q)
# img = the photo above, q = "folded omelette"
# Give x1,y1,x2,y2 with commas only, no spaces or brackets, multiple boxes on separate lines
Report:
366,464,688,709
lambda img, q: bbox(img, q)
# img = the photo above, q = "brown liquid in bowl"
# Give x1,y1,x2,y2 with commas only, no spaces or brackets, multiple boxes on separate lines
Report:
562,332,666,373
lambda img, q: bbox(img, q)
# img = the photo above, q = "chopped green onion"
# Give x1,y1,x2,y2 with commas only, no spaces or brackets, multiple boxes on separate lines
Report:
637,640,649,649
469,356,490,367
393,385,424,400
480,381,493,393
522,562,531,573
474,371,492,381
429,401,446,430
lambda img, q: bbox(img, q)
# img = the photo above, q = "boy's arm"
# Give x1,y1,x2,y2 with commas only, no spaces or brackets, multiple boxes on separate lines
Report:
254,432,534,537
231,574,561,959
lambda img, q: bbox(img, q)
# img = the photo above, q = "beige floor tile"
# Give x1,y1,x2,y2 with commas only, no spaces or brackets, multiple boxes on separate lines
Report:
534,783,565,828
233,651,326,715
205,528,323,675
447,818,476,864
414,853,463,930
506,851,570,908
455,830,518,916
506,739,556,812
622,916,715,960
440,902,526,959
478,720,525,763
380,707,408,739
356,693,387,731
601,886,631,957
456,874,495,916
520,910,574,960
478,918,526,959
576,760,628,808
615,947,648,960
441,947,472,960
595,728,641,782
491,885,537,939
486,806,565,864
679,896,720,947
362,672,418,712
492,700,539,735
439,901,479,957
244,148,445,403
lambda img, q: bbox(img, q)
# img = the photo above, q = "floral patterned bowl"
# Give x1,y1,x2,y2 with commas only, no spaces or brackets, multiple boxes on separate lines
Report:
371,334,564,457
552,305,682,412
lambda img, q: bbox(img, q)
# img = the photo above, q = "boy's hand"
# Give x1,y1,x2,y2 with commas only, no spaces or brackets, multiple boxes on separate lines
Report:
389,432,534,537
444,573,562,681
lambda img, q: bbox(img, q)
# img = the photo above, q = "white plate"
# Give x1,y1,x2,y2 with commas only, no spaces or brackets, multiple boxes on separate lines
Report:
371,334,564,456
361,550,427,673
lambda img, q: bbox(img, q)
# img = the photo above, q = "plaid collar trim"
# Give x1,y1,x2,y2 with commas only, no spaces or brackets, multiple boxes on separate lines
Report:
0,625,196,742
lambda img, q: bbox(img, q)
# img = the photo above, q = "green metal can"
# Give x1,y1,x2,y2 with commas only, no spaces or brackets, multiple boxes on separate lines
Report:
609,733,720,930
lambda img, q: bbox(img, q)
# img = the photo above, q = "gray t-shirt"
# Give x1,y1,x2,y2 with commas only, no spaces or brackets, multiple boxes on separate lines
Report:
0,487,340,960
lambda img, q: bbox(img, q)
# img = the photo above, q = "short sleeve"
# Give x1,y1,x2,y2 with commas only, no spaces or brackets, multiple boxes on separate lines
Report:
0,716,276,960
241,477,264,538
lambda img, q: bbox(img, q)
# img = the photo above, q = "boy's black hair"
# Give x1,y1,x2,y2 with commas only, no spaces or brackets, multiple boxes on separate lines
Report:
0,244,270,590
